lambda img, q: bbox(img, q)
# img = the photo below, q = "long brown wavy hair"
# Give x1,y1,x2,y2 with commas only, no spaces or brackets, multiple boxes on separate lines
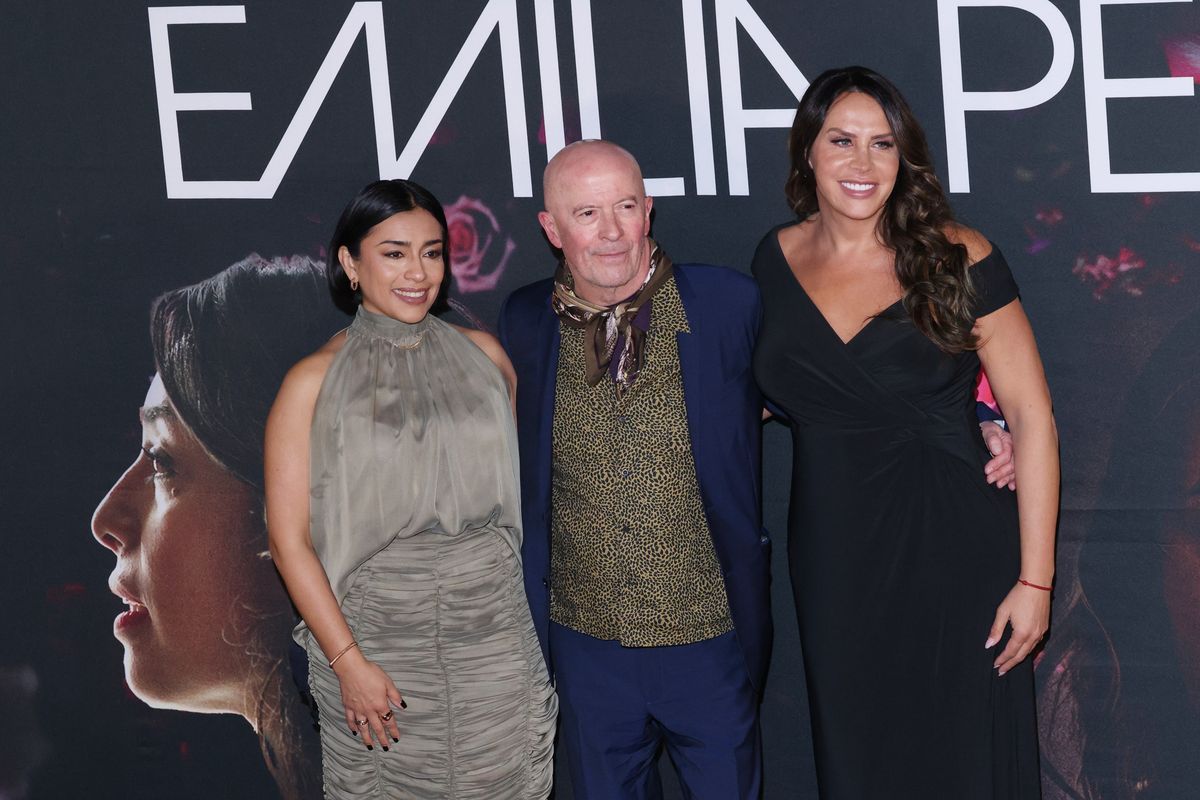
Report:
785,66,978,353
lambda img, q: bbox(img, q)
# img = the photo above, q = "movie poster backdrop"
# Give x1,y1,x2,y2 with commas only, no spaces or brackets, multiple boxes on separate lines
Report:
2,1,1198,797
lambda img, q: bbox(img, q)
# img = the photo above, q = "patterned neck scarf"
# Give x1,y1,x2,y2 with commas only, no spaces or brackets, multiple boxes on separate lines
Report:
551,241,673,398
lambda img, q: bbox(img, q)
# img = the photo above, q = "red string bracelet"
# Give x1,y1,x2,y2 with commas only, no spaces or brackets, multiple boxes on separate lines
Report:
1018,578,1052,592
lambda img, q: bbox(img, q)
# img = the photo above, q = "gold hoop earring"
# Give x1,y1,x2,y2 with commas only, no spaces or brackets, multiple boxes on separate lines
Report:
350,276,359,291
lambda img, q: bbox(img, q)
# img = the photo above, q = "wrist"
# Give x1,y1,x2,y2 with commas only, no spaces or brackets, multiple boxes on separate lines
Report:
1017,576,1053,592
331,646,368,677
328,642,364,671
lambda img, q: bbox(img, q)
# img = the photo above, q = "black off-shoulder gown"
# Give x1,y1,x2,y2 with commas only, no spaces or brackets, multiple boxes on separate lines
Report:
752,224,1040,799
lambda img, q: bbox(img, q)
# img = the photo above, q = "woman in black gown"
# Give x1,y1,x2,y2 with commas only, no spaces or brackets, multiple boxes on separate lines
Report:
752,67,1059,798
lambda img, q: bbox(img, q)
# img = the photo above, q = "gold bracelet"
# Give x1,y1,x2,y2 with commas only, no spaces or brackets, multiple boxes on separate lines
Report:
327,640,358,668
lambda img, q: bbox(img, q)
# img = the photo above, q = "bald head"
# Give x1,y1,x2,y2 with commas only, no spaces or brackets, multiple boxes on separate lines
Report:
536,139,654,306
542,140,644,209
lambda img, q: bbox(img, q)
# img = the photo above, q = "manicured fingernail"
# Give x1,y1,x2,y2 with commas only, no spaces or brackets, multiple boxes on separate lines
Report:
985,637,998,649
366,745,374,751
400,699,407,710
392,737,399,743
998,669,1007,676
382,746,389,751
352,730,358,736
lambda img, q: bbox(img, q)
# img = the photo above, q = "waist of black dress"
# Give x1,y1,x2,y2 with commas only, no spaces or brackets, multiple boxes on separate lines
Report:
794,417,983,465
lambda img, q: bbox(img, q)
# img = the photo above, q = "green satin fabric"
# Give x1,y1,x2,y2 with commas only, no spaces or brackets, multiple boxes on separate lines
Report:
297,306,555,798
305,306,523,614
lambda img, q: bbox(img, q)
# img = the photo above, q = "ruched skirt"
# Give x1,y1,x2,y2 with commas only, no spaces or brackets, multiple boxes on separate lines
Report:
304,529,557,799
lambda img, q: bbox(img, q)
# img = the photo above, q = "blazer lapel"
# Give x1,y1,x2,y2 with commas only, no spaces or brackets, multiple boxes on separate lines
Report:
673,270,711,498
531,296,561,517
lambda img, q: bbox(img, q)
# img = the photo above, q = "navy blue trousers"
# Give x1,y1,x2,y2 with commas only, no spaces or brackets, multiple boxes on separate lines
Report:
549,623,762,799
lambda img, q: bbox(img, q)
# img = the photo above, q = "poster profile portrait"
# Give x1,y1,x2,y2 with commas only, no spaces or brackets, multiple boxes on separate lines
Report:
90,256,349,799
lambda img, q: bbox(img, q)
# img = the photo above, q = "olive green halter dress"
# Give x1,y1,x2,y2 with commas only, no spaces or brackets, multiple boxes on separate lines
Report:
299,306,556,799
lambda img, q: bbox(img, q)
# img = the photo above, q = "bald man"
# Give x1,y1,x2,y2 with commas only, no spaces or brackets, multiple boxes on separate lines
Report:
498,141,771,798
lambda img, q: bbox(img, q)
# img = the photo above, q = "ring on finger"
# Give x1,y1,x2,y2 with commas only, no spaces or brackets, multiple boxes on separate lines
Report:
380,711,394,722
356,718,369,727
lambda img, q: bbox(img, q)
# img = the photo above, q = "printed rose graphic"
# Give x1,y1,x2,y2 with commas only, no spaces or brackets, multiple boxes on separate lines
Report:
1072,247,1147,299
445,195,516,293
1164,34,1200,83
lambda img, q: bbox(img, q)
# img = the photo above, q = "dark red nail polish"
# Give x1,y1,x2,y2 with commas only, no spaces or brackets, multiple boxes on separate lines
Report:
400,699,408,709
366,745,374,751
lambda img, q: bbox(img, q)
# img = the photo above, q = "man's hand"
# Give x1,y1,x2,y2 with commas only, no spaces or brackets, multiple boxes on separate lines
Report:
981,421,1016,491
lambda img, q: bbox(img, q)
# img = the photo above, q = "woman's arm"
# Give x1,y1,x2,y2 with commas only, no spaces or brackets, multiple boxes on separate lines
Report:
975,299,1060,676
264,353,403,749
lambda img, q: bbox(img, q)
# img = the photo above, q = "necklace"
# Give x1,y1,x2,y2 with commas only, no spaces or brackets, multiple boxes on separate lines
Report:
386,332,423,350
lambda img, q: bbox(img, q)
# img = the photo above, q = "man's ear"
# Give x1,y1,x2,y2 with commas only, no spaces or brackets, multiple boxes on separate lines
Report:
538,210,563,249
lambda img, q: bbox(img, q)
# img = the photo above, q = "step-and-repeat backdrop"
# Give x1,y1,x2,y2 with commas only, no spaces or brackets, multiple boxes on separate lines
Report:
3,1,1198,797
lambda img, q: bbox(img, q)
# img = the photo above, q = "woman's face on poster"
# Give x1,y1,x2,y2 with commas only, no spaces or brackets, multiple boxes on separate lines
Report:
91,374,272,714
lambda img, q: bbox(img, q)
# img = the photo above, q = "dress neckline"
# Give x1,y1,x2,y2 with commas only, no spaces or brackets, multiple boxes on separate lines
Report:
769,221,999,348
349,305,431,349
770,223,904,348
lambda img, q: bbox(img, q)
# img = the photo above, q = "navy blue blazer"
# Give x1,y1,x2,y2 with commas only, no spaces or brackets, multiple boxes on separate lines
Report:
498,264,773,692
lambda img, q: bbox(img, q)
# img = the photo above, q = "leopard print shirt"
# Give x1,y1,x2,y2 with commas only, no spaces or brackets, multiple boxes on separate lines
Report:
549,276,734,646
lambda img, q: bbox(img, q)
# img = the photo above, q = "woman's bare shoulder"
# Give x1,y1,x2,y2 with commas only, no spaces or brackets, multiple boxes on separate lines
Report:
943,222,993,266
452,325,516,389
777,215,819,250
276,331,346,406
452,325,501,357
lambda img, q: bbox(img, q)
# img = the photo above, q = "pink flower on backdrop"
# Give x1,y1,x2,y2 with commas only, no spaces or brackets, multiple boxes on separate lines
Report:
444,195,516,293
1022,207,1064,255
1164,35,1200,83
1072,247,1147,299
1035,208,1064,226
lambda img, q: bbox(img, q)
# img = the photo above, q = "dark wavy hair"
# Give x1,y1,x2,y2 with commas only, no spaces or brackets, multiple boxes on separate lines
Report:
785,66,977,353
150,255,348,798
151,255,349,490
327,178,452,315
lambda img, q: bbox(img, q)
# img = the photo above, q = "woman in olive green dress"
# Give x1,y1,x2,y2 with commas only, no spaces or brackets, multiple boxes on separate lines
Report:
265,179,556,799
